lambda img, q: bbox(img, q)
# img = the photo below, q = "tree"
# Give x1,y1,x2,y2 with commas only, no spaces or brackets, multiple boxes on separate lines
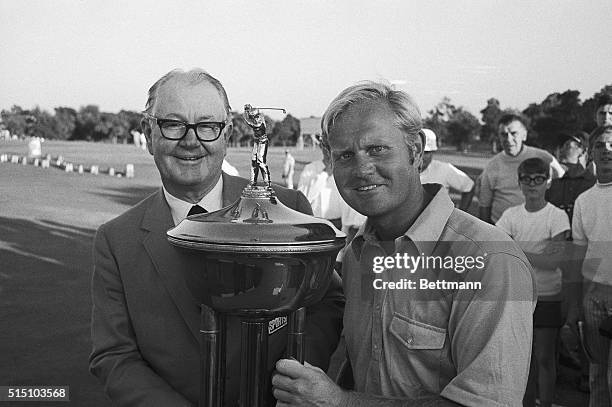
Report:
479,98,502,143
0,105,29,137
271,114,300,146
28,106,57,139
118,110,143,143
230,112,253,147
523,90,583,150
74,105,102,140
446,108,480,151
423,97,457,146
54,107,77,140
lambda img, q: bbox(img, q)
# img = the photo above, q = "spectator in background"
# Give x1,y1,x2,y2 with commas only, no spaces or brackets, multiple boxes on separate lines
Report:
547,131,595,392
547,132,596,222
297,142,342,229
570,125,612,407
419,128,475,211
282,149,295,189
595,94,612,127
478,113,565,224
496,157,571,407
27,136,42,158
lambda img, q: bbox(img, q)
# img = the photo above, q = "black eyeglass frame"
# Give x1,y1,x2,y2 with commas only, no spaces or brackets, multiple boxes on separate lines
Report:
144,113,228,142
518,174,548,186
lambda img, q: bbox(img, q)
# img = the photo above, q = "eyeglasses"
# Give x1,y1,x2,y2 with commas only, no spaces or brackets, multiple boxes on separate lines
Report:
144,113,227,142
518,175,548,185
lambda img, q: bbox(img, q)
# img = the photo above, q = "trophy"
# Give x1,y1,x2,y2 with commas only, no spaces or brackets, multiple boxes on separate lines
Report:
167,105,345,407
243,105,286,188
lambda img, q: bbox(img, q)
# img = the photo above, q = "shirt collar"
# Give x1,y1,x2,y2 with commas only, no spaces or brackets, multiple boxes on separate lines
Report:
163,175,224,226
351,184,454,259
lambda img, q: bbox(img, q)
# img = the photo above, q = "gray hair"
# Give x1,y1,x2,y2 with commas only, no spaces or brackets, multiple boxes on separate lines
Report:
143,68,232,117
320,81,423,150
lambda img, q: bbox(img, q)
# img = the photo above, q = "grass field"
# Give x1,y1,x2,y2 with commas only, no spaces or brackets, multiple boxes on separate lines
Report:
0,140,586,406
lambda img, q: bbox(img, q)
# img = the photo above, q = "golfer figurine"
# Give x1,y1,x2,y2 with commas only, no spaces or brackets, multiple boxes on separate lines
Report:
244,104,271,188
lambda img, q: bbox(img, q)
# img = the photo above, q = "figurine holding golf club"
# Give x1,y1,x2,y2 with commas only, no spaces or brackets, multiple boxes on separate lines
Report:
243,104,286,188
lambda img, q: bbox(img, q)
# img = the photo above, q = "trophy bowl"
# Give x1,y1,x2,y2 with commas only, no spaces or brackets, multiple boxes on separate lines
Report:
167,186,346,317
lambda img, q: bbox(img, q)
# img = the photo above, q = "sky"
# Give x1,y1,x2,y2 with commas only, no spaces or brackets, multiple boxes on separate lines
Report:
1,0,611,120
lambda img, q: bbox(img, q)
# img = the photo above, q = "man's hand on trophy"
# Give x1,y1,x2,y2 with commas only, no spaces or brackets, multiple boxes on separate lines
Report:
272,359,347,407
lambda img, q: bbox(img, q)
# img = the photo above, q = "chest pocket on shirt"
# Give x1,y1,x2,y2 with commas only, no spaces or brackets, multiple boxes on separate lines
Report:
389,313,446,350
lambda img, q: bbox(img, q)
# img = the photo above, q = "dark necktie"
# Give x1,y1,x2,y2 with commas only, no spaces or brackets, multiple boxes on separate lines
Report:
187,205,207,217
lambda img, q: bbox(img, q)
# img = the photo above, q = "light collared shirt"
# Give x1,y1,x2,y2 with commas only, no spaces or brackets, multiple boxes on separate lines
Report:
163,175,224,226
297,160,342,219
420,159,474,193
572,183,612,286
342,184,535,407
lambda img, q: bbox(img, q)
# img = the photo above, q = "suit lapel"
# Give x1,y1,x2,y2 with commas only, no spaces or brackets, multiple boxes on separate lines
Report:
222,172,249,206
139,177,249,343
141,189,201,342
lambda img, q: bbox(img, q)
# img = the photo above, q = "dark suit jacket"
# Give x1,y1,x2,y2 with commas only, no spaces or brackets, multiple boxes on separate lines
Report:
90,173,344,406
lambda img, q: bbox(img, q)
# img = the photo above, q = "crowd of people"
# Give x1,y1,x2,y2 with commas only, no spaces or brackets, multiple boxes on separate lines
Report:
88,68,612,407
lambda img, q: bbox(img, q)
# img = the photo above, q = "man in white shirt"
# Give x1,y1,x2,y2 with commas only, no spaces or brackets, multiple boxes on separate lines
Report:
419,129,475,211
297,145,342,228
282,150,296,188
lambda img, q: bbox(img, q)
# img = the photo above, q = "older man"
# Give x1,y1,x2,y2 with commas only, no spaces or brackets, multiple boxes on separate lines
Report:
89,68,343,406
478,114,564,224
272,82,535,406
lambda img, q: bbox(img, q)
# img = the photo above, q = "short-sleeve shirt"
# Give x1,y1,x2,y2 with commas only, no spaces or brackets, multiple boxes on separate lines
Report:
297,161,342,219
572,184,612,286
342,184,536,406
496,203,570,296
420,160,474,193
478,146,564,222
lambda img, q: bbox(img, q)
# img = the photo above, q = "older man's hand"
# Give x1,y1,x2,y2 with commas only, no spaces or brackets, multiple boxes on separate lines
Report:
272,359,347,407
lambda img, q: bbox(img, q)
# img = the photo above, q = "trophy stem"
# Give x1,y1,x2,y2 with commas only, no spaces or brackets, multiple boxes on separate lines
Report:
200,305,225,407
239,319,269,407
287,307,306,363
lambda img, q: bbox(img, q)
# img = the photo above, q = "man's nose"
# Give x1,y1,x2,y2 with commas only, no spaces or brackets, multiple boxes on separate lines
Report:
179,127,201,147
353,154,375,176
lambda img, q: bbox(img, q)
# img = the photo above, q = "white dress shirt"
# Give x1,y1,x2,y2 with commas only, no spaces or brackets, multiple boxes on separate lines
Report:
163,175,224,226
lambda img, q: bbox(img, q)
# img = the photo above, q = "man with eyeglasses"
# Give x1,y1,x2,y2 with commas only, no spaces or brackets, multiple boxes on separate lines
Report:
89,68,344,406
478,113,565,224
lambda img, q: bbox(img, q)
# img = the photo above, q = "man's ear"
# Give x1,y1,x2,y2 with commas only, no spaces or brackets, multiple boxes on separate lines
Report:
412,134,424,169
141,117,154,155
223,122,233,143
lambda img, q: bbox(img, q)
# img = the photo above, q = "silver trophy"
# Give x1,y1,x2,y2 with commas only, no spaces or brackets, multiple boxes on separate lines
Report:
167,119,345,406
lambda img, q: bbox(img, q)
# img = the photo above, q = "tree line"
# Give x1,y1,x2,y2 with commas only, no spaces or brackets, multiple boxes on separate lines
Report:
0,104,302,147
425,84,611,151
2,83,610,152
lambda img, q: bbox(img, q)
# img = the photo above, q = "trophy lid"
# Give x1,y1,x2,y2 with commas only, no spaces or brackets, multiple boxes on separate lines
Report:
167,186,346,254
